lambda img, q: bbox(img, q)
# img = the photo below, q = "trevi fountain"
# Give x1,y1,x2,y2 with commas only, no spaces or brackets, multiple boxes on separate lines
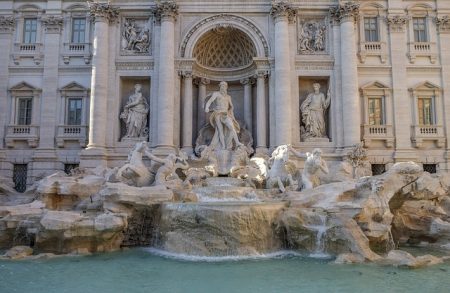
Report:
1,81,450,292
1,0,450,292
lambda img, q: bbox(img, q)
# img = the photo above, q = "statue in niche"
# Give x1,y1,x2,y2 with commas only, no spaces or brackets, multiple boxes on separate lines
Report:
300,82,331,140
204,81,243,151
120,84,149,140
299,21,326,54
289,146,329,190
122,19,150,53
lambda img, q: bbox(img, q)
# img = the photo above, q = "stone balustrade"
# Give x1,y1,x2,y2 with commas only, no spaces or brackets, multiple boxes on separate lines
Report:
411,124,445,148
56,125,88,147
362,124,394,148
408,42,437,64
5,125,39,148
358,41,387,63
62,43,92,64
12,43,44,65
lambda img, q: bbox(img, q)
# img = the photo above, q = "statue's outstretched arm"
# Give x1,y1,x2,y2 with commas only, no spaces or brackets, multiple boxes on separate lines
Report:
289,145,306,158
144,150,165,164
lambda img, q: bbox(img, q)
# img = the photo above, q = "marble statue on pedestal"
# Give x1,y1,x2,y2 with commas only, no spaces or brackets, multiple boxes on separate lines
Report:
300,83,331,140
120,84,149,140
204,81,243,151
194,81,253,175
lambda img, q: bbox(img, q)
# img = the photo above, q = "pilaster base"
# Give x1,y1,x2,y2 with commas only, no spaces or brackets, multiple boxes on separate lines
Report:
393,150,418,162
79,147,109,169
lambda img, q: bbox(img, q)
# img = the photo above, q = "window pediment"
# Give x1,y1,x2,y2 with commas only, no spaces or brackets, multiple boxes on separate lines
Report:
9,81,40,94
360,81,390,95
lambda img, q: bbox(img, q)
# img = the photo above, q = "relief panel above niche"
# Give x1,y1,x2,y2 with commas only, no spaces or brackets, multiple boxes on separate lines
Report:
121,17,152,56
297,17,328,55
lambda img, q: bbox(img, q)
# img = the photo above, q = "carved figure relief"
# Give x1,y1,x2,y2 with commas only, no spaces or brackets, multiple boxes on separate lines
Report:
120,84,149,140
122,19,151,54
298,21,327,54
300,82,331,140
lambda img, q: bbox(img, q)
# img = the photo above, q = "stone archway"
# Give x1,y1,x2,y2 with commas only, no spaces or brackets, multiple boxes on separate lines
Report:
181,14,269,59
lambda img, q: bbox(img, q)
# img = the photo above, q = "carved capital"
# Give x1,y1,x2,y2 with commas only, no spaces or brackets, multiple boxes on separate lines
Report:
255,70,269,79
240,78,255,86
387,15,408,33
179,70,193,79
41,16,64,33
155,1,179,22
329,2,360,23
0,16,15,34
436,16,450,34
270,1,296,23
88,1,119,24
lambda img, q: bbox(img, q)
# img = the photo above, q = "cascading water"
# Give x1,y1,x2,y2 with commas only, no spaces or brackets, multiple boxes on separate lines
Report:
308,214,329,258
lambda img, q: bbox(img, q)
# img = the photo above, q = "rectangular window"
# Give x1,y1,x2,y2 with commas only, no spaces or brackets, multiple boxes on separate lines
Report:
13,164,28,193
17,98,33,125
71,18,86,43
418,97,434,125
23,18,37,44
364,17,379,42
423,164,437,174
371,164,386,175
368,97,383,125
64,163,79,175
413,17,428,42
67,98,82,125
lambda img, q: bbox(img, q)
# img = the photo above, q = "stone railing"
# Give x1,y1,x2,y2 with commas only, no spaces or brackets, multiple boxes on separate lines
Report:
62,43,92,64
56,125,88,147
358,41,387,63
5,125,39,148
12,43,44,65
361,124,394,147
411,124,445,148
407,42,437,64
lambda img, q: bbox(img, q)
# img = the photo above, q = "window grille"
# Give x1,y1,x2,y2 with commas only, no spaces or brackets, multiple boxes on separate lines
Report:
64,164,79,175
371,164,386,175
423,164,437,174
13,164,28,193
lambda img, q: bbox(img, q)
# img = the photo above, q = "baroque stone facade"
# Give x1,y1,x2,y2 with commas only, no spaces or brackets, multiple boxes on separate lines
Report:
1,0,450,189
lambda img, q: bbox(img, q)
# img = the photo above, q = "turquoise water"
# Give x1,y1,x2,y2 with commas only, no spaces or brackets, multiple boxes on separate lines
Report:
1,248,449,293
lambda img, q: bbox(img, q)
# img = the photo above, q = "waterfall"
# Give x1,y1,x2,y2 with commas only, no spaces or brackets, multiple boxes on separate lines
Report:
309,214,329,258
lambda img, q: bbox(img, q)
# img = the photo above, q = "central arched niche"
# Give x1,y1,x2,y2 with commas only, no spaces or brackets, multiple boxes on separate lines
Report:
193,27,257,70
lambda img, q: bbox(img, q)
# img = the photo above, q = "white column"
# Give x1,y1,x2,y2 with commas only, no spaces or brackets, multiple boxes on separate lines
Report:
256,70,268,150
39,16,63,149
181,72,193,152
334,3,360,147
437,17,450,170
156,1,178,149
87,3,118,149
241,78,254,132
387,15,413,160
0,16,14,149
271,2,294,146
197,78,209,129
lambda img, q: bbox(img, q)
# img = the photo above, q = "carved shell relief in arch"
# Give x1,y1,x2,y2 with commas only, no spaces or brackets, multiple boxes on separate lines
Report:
297,18,328,55
121,17,152,55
